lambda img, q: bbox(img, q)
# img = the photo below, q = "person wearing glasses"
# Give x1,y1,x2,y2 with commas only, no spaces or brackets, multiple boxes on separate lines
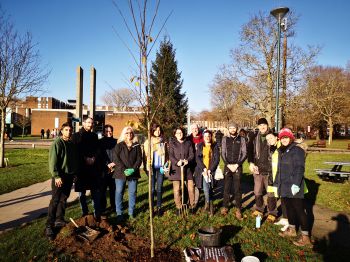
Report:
113,126,142,221
99,124,117,215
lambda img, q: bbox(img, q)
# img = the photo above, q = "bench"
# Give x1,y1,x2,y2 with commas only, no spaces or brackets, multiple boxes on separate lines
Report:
315,169,350,182
312,140,326,148
348,143,350,150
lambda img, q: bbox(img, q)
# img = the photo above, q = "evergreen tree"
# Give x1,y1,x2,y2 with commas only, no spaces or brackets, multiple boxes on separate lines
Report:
148,37,188,138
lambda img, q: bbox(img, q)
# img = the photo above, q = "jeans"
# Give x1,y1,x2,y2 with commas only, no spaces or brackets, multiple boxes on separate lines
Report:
47,176,73,226
79,189,101,218
151,168,164,208
202,178,212,203
101,174,116,212
115,178,138,216
223,167,242,210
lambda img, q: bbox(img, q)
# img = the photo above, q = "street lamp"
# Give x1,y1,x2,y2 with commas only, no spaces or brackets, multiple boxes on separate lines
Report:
270,7,289,132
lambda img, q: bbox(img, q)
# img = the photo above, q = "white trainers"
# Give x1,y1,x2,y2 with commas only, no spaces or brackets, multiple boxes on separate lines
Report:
274,218,289,226
281,224,290,232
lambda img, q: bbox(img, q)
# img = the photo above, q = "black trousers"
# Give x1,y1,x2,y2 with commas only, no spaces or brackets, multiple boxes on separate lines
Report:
284,197,308,232
223,167,242,210
100,174,116,212
46,175,73,226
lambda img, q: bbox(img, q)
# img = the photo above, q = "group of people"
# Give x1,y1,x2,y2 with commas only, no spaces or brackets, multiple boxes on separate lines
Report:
45,117,312,247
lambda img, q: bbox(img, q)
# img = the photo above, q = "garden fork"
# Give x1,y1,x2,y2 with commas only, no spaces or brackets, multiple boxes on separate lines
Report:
180,165,188,218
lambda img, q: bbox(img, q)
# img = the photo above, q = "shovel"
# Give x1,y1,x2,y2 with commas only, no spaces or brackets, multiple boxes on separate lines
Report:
179,165,188,218
70,217,100,242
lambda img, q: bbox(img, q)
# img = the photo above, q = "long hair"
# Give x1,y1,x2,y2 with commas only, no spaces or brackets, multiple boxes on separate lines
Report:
118,126,134,143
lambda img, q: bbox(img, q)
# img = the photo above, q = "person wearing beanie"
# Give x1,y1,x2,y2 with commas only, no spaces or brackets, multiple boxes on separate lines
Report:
274,128,312,247
247,117,278,220
220,122,247,220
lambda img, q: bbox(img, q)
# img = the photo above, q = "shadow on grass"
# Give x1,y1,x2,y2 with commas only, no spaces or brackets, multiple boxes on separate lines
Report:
304,178,320,234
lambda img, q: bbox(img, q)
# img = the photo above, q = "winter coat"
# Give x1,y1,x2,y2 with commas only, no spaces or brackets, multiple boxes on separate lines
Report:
194,142,220,188
221,135,247,173
186,133,203,173
274,142,305,199
247,131,271,174
99,136,118,176
113,141,142,180
71,128,102,191
168,139,194,181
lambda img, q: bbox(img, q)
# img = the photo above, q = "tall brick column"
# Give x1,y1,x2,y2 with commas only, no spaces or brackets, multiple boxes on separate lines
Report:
76,66,83,131
90,66,96,119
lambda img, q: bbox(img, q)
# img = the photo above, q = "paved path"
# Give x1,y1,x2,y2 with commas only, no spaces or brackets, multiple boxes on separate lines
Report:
0,179,79,232
0,179,349,248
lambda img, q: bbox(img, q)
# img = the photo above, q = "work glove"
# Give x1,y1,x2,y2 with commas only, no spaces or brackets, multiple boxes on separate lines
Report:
159,167,165,174
291,184,300,196
177,160,183,166
124,168,135,176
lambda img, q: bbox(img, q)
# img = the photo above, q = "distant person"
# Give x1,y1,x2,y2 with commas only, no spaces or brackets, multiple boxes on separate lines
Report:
114,126,142,221
45,122,79,240
215,130,223,147
41,129,45,139
239,129,247,140
46,129,50,139
221,123,247,220
72,117,103,221
99,124,117,215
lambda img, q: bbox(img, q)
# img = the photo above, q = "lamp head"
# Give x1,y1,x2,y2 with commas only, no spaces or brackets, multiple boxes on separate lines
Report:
270,7,289,20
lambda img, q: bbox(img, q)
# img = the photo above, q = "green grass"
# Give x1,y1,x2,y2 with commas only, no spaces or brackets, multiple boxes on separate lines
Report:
0,149,50,194
307,139,350,149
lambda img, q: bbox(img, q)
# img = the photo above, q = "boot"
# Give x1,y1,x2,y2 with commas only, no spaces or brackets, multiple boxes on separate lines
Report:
293,235,312,247
204,202,210,212
220,207,228,216
235,210,243,221
209,201,214,216
279,227,297,237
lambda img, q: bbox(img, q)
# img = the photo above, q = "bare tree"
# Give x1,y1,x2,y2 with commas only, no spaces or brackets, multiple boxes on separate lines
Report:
102,87,135,109
0,11,49,167
212,11,319,127
13,113,31,138
113,0,171,257
304,66,350,144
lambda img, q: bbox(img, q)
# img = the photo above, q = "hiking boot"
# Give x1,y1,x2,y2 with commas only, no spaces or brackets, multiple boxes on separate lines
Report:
251,210,263,217
279,227,297,237
274,218,289,226
293,235,312,247
266,214,276,223
176,208,182,217
156,207,163,217
204,202,210,212
54,220,67,228
220,207,228,216
116,215,124,224
235,210,243,221
45,226,55,241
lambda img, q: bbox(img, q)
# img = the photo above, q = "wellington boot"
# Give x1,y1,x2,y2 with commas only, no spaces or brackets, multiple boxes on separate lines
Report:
279,227,297,238
293,235,312,247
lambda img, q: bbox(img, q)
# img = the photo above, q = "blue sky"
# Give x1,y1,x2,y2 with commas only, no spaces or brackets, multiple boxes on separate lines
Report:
2,0,349,113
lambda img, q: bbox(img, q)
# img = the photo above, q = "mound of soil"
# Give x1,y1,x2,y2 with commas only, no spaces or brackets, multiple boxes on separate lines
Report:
52,215,182,261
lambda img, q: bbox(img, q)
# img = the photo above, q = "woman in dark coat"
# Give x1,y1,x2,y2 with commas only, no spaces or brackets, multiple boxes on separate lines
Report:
169,127,195,215
113,126,142,220
274,128,312,247
194,130,220,216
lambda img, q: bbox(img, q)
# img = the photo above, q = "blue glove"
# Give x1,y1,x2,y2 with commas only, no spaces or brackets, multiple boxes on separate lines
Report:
291,184,300,196
159,167,164,174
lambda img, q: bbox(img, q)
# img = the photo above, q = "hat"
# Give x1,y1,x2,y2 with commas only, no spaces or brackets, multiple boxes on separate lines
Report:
257,118,268,125
278,128,295,140
227,122,238,128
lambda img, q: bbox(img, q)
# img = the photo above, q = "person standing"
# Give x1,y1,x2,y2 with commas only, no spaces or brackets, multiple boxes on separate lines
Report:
169,127,195,215
194,130,220,216
187,123,203,209
143,124,168,216
114,126,142,220
45,122,79,240
274,128,312,247
247,118,278,221
221,123,247,220
41,128,45,139
72,117,102,220
99,124,117,214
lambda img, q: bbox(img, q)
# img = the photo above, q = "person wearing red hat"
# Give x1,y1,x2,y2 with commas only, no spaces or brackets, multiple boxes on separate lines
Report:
274,128,312,247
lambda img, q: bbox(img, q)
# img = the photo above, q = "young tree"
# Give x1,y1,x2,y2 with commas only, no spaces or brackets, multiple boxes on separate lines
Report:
0,10,49,167
14,114,31,138
305,66,350,144
148,37,188,137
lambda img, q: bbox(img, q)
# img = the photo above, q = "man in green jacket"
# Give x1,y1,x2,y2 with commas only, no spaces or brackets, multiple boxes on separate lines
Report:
45,122,79,240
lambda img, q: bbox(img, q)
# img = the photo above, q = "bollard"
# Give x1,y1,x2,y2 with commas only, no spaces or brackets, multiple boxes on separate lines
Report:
32,143,35,149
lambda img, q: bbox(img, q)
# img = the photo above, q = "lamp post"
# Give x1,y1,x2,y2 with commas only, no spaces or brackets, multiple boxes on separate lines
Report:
270,7,289,132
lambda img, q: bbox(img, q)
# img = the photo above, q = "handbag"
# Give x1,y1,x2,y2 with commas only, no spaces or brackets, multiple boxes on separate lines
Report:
214,167,224,180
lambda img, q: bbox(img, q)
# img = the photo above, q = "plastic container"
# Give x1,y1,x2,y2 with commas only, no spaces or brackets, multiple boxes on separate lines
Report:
197,226,222,247
241,256,260,262
255,214,261,228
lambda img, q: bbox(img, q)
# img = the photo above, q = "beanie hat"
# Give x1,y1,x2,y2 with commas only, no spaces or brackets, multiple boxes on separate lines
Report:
278,128,295,140
227,122,238,128
257,118,268,125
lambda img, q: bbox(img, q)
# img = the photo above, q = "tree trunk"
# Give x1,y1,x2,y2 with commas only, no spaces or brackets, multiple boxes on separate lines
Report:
328,117,333,145
0,109,5,168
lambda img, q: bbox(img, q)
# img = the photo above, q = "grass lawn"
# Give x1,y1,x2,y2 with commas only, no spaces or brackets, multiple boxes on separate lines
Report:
306,139,350,149
0,149,50,194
